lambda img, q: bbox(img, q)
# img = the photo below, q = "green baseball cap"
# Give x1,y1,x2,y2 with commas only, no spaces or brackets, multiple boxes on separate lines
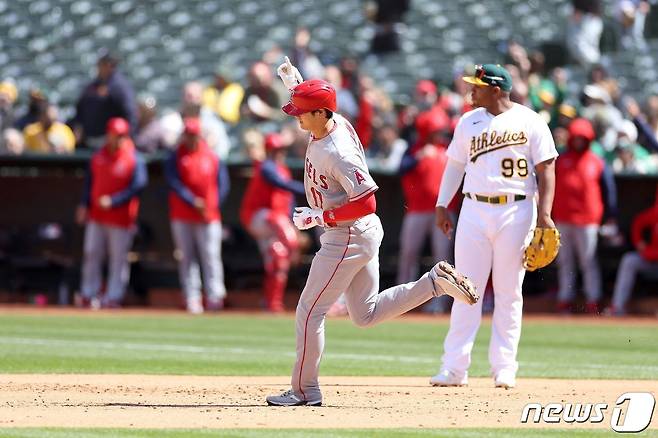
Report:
463,64,513,92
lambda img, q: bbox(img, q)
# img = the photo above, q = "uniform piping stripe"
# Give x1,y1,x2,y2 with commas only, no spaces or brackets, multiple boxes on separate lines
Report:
297,227,351,402
349,185,379,202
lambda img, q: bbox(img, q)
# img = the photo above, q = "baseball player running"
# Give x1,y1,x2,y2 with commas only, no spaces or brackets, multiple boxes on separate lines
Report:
240,132,305,312
430,64,558,389
266,58,479,407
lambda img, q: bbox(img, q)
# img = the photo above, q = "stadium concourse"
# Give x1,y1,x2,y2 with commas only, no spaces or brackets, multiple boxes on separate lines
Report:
1,0,658,316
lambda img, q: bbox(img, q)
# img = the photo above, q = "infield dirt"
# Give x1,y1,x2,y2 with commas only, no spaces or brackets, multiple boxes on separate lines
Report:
1,374,656,430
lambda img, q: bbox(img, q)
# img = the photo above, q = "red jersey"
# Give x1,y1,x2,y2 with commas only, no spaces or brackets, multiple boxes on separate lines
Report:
168,140,221,223
631,188,658,262
88,139,140,228
553,148,606,226
240,160,295,227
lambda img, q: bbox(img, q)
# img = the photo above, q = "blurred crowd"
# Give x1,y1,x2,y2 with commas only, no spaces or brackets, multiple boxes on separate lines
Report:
1,0,658,315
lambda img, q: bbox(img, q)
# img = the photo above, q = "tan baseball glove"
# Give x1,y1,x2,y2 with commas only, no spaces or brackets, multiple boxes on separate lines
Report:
523,227,561,272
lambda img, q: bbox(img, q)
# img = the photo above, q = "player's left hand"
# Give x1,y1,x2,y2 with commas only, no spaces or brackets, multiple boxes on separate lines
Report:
293,207,324,230
536,214,555,229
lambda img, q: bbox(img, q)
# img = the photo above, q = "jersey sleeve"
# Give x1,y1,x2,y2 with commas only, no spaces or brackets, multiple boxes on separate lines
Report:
446,117,468,164
330,152,379,202
530,116,559,165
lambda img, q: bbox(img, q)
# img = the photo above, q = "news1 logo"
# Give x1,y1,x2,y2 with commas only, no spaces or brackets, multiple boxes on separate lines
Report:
521,392,656,433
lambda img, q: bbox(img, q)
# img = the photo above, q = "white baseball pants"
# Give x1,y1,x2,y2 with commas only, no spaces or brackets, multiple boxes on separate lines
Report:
441,198,535,377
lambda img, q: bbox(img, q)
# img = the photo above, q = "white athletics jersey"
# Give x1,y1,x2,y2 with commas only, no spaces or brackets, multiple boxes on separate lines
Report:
304,114,378,212
447,103,558,196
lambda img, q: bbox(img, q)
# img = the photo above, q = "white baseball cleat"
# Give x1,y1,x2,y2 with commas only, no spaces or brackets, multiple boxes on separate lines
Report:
494,369,516,389
430,369,468,387
266,389,322,407
429,261,479,305
186,297,204,315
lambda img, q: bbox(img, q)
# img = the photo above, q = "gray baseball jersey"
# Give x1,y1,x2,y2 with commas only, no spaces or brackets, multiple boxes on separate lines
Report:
303,114,378,216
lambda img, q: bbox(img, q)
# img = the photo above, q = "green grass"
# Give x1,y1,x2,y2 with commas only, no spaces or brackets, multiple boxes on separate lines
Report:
0,313,656,379
1,428,655,438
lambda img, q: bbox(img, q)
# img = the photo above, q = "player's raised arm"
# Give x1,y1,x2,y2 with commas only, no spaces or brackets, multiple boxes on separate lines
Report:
277,56,303,90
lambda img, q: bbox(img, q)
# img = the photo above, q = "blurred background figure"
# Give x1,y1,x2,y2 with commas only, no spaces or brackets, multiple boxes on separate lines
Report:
240,61,282,125
324,65,359,122
23,102,75,154
14,88,47,131
72,50,137,149
0,80,17,153
240,133,304,312
607,186,658,315
76,118,147,309
165,118,229,314
203,64,244,126
616,0,651,51
134,94,165,154
291,28,325,80
397,112,454,314
566,0,603,68
161,81,232,159
366,123,407,171
367,0,410,54
553,118,618,314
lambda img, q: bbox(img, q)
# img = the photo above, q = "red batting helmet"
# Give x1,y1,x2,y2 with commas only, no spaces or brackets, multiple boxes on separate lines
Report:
282,79,337,116
264,133,285,152
106,117,130,136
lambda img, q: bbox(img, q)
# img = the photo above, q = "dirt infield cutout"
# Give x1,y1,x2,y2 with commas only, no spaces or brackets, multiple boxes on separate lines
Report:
1,375,656,430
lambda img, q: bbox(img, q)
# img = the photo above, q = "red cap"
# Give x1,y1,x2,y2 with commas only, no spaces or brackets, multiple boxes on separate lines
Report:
282,79,337,116
264,133,285,152
183,117,201,136
415,111,449,142
106,117,130,136
416,79,437,96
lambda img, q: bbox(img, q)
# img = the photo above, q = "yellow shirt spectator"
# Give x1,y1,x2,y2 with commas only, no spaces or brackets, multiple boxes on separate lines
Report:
203,81,244,125
24,121,76,153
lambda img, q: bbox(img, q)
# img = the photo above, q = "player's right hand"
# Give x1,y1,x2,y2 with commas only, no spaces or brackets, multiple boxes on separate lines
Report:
277,56,303,90
435,206,454,236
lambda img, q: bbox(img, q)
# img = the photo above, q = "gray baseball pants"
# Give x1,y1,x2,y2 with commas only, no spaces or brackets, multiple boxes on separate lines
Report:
171,220,227,303
80,221,135,302
556,223,601,303
292,214,436,403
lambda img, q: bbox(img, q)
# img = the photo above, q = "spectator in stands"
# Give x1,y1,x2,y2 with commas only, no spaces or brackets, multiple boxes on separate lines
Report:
240,133,304,312
0,80,17,152
161,81,231,159
607,186,658,315
2,129,24,155
165,118,229,314
202,64,244,125
398,112,455,313
613,119,658,173
368,0,410,54
134,95,165,154
325,65,358,122
354,74,395,148
23,102,75,154
554,118,617,314
291,28,325,80
14,88,47,131
366,123,407,171
566,0,603,68
76,118,147,308
240,61,282,124
581,84,624,154
616,0,651,50
625,96,658,154
73,50,137,149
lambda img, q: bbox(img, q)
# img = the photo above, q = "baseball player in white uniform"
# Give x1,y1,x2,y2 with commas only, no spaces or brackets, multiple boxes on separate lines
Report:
430,64,558,389
266,58,479,407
